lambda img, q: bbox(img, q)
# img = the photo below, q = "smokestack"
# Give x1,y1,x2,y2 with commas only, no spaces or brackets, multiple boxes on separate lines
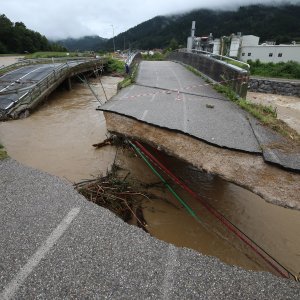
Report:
191,21,196,37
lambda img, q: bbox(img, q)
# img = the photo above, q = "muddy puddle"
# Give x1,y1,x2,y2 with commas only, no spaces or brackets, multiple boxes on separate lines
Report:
0,77,299,279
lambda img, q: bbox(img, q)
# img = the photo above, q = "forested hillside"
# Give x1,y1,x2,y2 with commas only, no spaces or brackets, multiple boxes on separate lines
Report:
56,36,107,52
108,3,300,50
0,14,66,54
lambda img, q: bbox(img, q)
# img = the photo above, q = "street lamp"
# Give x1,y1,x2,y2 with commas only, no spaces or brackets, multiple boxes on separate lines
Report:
111,24,115,53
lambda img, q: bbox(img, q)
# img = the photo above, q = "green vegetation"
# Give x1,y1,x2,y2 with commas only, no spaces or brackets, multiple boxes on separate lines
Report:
118,61,139,89
0,144,8,160
248,60,300,79
0,14,66,54
142,52,166,61
55,36,108,52
104,3,300,51
52,4,300,52
223,59,249,70
25,52,76,58
106,57,125,74
185,64,299,140
214,84,299,141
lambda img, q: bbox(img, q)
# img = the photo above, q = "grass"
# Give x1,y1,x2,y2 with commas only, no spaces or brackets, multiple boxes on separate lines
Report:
142,52,166,61
184,64,299,141
106,57,125,74
25,51,96,59
214,84,300,141
223,58,249,70
0,144,8,160
117,60,139,89
248,60,300,80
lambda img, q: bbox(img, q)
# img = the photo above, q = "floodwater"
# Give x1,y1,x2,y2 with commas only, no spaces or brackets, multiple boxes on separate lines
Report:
0,77,299,279
117,147,300,278
0,76,122,182
247,92,300,134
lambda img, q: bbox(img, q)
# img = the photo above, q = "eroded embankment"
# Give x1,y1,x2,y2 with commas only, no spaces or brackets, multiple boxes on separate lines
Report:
104,112,300,210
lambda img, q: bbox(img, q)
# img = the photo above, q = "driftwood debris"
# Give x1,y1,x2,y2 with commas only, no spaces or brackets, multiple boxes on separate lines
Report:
75,169,149,232
92,137,113,148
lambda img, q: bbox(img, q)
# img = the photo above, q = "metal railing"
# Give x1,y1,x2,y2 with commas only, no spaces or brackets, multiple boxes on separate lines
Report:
1,58,107,118
180,48,250,70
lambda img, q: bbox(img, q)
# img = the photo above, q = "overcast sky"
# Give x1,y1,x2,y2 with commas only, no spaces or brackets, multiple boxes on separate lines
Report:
1,0,298,40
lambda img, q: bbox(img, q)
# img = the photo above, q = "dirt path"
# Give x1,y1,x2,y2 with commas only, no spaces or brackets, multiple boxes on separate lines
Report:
247,92,300,134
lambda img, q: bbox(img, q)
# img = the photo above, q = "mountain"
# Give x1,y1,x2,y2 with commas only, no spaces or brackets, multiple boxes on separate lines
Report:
55,36,108,52
108,3,300,50
0,14,66,54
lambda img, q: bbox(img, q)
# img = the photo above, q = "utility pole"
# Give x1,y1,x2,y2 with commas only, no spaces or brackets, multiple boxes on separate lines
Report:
111,24,115,53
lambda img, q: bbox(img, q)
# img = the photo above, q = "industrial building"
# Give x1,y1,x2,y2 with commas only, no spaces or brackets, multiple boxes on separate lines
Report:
187,22,300,63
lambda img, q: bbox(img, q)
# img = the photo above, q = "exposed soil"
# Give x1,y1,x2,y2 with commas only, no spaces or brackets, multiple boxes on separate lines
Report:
247,92,300,134
104,112,300,210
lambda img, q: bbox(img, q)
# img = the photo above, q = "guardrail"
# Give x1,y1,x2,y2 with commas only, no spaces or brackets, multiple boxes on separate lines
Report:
1,58,107,119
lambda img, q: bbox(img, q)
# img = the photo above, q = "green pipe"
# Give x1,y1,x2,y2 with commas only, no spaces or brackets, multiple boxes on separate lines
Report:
130,141,201,222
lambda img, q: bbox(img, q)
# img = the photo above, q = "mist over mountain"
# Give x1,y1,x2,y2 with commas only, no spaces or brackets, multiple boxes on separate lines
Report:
55,3,300,52
109,3,300,50
55,36,108,52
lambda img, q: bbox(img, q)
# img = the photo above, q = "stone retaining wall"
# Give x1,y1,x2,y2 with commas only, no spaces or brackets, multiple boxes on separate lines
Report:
249,78,300,96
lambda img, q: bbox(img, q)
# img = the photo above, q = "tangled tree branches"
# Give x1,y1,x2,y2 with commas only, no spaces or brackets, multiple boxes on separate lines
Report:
75,167,149,232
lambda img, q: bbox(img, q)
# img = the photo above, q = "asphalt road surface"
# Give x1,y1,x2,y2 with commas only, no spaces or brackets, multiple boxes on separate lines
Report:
0,60,88,111
1,158,299,299
0,64,64,110
101,61,300,171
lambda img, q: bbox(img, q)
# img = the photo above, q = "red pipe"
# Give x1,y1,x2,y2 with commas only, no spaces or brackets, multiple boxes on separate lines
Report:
133,140,291,279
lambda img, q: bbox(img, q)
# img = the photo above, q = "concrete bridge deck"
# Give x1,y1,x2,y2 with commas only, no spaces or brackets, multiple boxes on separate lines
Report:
100,61,300,172
0,58,106,119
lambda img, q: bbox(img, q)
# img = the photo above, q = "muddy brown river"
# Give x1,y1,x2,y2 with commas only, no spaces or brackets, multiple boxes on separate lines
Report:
0,77,299,279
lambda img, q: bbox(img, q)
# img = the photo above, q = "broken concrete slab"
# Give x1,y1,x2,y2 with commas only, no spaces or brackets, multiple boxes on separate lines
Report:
249,117,300,172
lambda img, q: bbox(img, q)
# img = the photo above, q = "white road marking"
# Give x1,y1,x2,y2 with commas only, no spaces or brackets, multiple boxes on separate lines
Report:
0,207,80,300
150,94,156,102
121,85,135,99
169,68,188,131
161,245,178,300
141,110,148,120
0,66,48,93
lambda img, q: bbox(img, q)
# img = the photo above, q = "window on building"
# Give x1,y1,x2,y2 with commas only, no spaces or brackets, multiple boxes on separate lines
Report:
247,53,251,56
242,53,245,56
269,53,273,57
278,53,283,57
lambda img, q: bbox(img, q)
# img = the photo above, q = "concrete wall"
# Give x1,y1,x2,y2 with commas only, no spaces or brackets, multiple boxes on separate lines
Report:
240,45,300,63
249,77,300,96
167,51,249,98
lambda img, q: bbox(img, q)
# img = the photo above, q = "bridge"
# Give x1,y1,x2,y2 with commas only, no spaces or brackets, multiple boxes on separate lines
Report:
0,57,106,120
0,52,300,298
100,52,300,209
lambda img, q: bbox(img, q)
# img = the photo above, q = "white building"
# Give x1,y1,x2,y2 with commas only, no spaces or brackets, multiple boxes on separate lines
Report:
186,21,300,63
239,37,300,63
227,34,300,63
